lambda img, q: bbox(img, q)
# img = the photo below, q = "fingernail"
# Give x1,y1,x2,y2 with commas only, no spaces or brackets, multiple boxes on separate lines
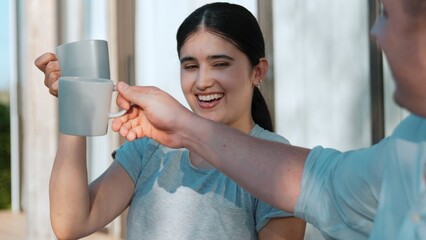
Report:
119,82,129,90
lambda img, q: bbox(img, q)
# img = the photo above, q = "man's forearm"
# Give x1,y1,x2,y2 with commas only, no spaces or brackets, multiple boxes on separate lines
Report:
180,114,310,212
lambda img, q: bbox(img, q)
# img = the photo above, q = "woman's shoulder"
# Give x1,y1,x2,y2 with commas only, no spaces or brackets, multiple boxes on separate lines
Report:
250,124,291,145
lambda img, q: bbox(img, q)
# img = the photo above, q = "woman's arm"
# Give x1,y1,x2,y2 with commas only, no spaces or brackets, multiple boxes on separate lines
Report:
49,134,134,239
35,54,134,239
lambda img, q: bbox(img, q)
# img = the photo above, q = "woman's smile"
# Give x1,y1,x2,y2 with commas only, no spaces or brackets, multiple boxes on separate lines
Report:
196,93,224,109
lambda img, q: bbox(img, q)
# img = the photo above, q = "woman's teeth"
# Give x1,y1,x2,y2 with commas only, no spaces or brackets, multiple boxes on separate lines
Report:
198,93,224,102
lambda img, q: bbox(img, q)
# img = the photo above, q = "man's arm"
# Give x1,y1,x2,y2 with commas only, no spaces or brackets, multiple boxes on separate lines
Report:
181,114,309,211
112,82,310,212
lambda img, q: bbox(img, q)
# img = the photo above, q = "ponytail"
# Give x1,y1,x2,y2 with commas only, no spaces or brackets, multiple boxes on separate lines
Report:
251,87,273,132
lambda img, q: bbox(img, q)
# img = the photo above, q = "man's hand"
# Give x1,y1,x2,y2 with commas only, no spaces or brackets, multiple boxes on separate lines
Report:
112,82,193,149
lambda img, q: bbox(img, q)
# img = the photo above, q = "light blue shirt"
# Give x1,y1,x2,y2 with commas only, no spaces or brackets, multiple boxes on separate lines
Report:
295,114,426,239
114,125,294,240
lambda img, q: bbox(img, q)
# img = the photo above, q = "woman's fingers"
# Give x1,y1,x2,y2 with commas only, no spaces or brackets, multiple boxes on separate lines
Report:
35,52,61,97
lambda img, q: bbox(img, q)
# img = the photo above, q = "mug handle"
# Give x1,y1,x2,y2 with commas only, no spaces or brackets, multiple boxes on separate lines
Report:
109,85,128,119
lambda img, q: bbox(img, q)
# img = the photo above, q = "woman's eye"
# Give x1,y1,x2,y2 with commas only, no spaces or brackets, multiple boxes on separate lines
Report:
183,64,198,70
213,62,229,68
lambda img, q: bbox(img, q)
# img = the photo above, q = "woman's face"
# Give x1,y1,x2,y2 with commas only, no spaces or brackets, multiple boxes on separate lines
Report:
179,30,258,132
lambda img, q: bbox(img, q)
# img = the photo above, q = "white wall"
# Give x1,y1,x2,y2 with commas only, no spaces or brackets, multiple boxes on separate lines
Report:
274,0,371,151
273,2,369,237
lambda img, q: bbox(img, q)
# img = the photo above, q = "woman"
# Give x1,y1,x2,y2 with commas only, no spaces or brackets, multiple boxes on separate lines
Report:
35,2,306,239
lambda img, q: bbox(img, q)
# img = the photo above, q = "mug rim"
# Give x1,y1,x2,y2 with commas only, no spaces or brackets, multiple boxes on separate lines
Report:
58,76,112,83
56,39,107,49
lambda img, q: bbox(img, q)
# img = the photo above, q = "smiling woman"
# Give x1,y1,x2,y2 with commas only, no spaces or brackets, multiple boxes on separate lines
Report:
35,2,306,240
114,2,306,239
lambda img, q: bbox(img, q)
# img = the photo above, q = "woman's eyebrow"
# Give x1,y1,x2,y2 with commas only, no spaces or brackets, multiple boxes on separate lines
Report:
180,54,235,64
180,56,195,64
208,54,234,61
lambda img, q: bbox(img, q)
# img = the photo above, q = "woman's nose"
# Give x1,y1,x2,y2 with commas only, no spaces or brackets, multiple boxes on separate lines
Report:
196,68,214,90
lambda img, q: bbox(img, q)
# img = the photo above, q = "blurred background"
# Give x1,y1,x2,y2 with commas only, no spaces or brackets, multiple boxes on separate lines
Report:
0,0,408,239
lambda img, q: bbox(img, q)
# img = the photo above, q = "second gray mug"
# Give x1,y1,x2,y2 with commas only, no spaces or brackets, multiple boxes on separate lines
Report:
56,39,110,79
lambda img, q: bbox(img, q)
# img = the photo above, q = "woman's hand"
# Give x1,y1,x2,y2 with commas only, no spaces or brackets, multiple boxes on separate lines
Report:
34,52,61,96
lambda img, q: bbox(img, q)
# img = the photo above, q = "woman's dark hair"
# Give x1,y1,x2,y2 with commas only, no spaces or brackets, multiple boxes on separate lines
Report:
176,2,274,131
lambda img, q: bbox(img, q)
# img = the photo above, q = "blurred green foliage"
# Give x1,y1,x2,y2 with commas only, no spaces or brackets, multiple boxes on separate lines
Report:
0,103,11,209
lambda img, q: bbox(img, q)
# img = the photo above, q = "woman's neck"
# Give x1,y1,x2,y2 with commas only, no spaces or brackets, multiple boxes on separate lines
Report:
188,120,255,169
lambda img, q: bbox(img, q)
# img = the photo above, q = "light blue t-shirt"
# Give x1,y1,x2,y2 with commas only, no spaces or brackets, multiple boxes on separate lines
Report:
114,125,294,240
295,114,426,240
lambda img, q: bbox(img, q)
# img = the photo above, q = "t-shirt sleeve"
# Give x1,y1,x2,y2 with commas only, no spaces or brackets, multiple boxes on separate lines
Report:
112,138,150,183
254,197,294,231
294,143,387,239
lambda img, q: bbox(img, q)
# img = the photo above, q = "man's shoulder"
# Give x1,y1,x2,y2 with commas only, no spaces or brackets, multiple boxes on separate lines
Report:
392,114,426,141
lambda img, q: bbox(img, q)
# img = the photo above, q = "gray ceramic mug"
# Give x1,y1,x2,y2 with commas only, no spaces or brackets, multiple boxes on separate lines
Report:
58,76,126,136
56,39,110,78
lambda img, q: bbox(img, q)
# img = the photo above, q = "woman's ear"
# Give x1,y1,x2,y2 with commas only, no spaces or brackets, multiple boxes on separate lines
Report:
252,58,269,86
